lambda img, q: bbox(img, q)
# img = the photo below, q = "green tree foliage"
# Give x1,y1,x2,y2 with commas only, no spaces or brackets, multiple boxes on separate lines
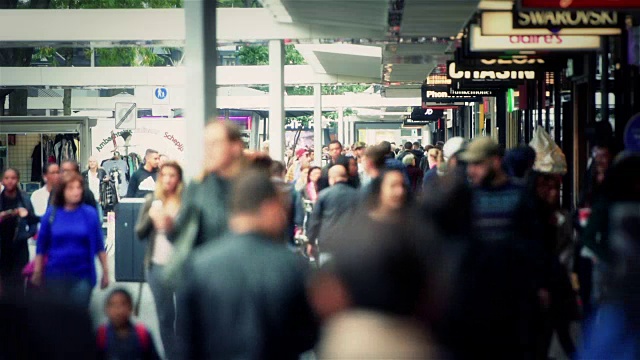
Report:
34,0,182,114
217,0,260,7
237,44,305,66
49,0,181,8
238,45,269,65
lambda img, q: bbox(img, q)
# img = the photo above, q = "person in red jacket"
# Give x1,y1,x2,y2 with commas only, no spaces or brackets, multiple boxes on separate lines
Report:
97,288,160,360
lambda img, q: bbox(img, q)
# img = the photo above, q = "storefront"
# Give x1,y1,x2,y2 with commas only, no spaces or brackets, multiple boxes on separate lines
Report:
90,118,186,164
0,116,95,193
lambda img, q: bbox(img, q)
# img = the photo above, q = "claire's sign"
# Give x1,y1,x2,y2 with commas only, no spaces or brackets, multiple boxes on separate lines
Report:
469,25,601,51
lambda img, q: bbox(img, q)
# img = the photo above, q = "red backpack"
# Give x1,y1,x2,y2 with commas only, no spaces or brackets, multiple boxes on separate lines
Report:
97,323,150,353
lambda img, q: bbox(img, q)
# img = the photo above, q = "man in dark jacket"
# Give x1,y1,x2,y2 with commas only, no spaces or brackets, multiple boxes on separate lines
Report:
411,141,425,167
317,140,343,192
396,142,413,162
177,170,318,360
126,149,159,198
307,165,359,264
166,121,246,284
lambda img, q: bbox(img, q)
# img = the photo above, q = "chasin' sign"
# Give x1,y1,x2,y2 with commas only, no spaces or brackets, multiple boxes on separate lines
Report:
448,62,536,80
516,10,618,28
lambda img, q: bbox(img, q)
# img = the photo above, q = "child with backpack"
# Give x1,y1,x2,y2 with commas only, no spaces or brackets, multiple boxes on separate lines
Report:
97,288,160,360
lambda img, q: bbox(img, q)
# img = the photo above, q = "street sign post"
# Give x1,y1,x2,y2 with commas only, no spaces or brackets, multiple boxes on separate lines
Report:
115,102,136,129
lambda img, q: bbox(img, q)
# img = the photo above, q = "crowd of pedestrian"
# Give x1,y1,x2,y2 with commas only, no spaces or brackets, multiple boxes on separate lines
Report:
1,119,639,360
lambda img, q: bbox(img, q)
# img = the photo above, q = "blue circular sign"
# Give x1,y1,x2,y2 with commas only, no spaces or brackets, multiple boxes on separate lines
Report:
624,113,640,153
154,87,168,100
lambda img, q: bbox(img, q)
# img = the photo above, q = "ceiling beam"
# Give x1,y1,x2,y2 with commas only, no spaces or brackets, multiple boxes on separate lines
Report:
0,8,387,44
0,65,380,87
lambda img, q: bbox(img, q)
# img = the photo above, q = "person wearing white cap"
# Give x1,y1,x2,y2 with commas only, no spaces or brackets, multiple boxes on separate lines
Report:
422,137,467,190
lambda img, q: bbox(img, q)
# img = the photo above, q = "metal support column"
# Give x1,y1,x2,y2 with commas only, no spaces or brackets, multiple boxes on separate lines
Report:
337,107,344,145
496,91,507,147
314,84,322,166
269,40,285,162
464,106,471,140
538,76,545,127
525,81,535,142
250,113,260,150
554,71,562,145
601,36,610,125
562,94,574,210
184,0,216,180
615,21,632,151
545,75,551,133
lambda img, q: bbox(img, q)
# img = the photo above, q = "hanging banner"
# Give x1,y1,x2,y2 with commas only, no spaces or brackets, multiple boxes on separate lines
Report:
452,79,519,91
453,48,563,74
92,118,186,164
454,48,558,70
448,61,537,81
481,11,621,36
469,25,602,52
519,0,640,9
404,107,446,126
421,85,482,106
514,10,619,28
449,85,501,96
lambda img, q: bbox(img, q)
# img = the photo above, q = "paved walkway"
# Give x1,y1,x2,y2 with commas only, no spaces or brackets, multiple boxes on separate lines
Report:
29,241,575,360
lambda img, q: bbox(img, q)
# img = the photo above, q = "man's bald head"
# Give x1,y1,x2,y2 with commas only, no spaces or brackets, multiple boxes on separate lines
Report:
328,165,348,186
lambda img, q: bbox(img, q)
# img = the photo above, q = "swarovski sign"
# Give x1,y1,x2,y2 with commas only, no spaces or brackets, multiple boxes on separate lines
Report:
448,61,536,81
515,10,619,28
481,12,621,36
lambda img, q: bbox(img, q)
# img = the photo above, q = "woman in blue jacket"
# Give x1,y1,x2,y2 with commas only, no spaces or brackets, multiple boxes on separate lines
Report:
32,172,109,308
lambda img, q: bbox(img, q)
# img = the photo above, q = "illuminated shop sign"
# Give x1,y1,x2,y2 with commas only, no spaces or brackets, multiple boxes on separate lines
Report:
481,11,621,36
469,25,601,51
421,85,483,106
519,0,640,9
516,10,619,28
448,61,536,81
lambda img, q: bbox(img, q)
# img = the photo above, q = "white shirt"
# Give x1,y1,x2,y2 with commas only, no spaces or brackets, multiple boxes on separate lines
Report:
30,186,51,217
152,232,175,265
87,171,100,201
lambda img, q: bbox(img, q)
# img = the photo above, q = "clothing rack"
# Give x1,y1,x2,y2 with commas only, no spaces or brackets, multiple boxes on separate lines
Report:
31,132,80,182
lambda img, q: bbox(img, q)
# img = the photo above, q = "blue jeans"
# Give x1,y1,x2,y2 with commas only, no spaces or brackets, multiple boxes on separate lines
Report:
148,264,179,360
46,278,93,309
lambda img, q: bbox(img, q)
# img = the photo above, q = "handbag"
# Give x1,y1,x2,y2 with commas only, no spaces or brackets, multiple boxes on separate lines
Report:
22,207,56,286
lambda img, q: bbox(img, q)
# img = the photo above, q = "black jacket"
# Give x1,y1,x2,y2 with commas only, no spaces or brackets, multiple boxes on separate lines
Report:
169,173,230,248
0,190,39,284
177,233,318,360
82,169,107,188
307,182,359,245
0,190,38,245
135,194,159,268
